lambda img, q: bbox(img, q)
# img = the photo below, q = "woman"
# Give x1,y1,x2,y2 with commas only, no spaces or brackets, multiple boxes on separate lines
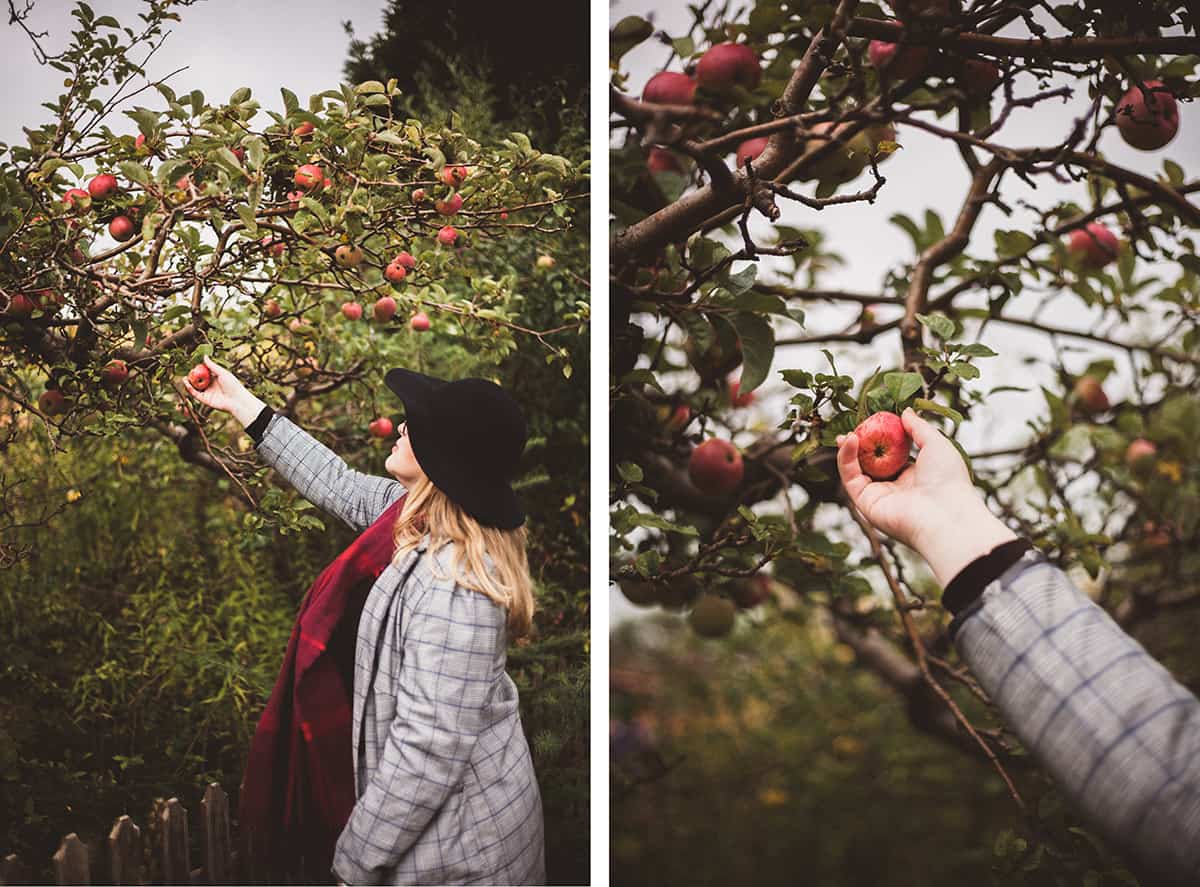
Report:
184,355,546,886
837,408,1199,886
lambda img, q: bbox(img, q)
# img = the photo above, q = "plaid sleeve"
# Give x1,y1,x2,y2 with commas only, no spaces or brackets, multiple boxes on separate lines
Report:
254,412,404,533
954,549,1200,884
332,576,507,884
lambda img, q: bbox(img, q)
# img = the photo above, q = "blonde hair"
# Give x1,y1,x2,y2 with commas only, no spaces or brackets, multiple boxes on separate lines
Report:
391,476,534,638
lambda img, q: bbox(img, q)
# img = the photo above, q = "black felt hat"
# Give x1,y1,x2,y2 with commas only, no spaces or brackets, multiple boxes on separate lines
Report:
384,368,527,529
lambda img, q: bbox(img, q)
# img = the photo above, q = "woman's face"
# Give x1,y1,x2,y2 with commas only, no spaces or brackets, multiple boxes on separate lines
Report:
384,421,424,485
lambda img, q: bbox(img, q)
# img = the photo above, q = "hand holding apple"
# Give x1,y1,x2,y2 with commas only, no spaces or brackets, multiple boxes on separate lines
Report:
182,355,267,427
836,408,1017,586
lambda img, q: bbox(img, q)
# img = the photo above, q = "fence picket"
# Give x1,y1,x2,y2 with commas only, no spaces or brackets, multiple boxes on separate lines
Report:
108,815,142,886
52,833,90,886
200,783,231,885
159,798,190,885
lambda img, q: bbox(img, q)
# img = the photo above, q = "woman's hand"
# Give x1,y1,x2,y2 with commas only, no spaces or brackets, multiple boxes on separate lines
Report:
836,407,1017,586
182,355,266,427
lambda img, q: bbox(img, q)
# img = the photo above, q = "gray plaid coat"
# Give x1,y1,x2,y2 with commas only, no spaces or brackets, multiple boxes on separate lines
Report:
255,414,546,886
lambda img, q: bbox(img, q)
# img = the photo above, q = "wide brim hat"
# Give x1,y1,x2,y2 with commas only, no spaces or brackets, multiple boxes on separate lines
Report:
384,368,527,530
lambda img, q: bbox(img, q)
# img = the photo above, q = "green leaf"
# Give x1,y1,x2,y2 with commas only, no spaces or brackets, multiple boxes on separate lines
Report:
117,160,151,187
245,136,266,171
355,80,387,94
300,197,328,226
949,361,980,380
371,130,406,147
672,36,695,58
912,398,963,427
618,369,664,393
916,312,955,340
617,462,644,484
856,367,883,424
610,16,654,63
155,158,191,186
885,371,924,406
280,87,299,114
236,204,258,236
732,311,775,394
955,343,997,358
229,86,251,104
722,263,757,295
213,147,248,179
779,369,813,388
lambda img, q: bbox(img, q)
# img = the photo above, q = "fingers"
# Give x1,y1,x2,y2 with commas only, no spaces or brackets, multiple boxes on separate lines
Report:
835,432,871,504
901,407,943,450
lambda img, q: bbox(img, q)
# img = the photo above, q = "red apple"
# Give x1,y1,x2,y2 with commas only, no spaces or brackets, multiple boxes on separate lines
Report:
293,121,315,138
4,293,34,318
735,137,770,171
665,404,691,433
369,416,394,438
87,174,119,200
860,303,882,329
435,193,463,215
101,359,128,387
436,226,458,245
1115,80,1179,151
695,42,761,92
440,165,468,186
854,411,911,480
261,236,286,258
1067,222,1120,268
412,188,427,203
868,40,930,81
293,163,324,191
263,299,282,318
135,133,147,150
410,311,430,331
323,177,333,190
1125,438,1157,475
499,211,509,220
334,244,363,268
1073,376,1110,415
341,302,363,321
393,251,416,270
385,261,408,283
187,364,212,391
642,71,696,105
802,121,869,184
728,376,756,407
647,148,682,174
373,296,397,322
963,59,1002,97
231,146,245,163
108,215,136,242
62,188,90,212
688,438,744,495
38,389,66,415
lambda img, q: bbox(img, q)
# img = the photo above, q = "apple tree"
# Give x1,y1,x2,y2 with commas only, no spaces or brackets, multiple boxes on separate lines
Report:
610,1,1199,879
0,1,588,877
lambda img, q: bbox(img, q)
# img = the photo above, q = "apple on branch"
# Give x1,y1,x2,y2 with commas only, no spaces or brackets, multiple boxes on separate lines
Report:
440,165,468,187
108,215,136,242
1125,438,1157,476
868,39,930,81
334,244,364,268
101,360,128,388
1115,80,1179,151
647,148,682,174
1066,222,1120,269
38,389,67,415
373,296,397,322
369,417,394,438
437,225,458,245
87,174,119,200
853,411,912,480
1073,375,1110,415
341,302,363,321
642,71,696,105
293,164,324,192
435,193,463,215
689,594,736,638
695,42,761,93
688,438,744,495
735,137,769,171
187,364,212,391
410,312,430,332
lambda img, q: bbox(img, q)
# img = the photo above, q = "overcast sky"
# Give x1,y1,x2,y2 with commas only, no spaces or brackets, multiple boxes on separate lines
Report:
1,0,389,146
611,1,1200,624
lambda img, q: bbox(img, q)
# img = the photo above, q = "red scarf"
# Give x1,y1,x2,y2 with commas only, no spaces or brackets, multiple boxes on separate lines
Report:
238,493,407,880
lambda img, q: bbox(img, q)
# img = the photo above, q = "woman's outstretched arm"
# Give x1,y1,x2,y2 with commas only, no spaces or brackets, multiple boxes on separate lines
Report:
836,409,1200,886
184,355,403,533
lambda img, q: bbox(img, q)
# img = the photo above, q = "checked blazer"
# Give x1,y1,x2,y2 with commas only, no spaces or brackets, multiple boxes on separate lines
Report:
256,413,546,885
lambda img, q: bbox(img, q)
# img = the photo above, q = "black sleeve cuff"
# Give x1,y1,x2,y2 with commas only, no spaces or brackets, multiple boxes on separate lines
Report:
942,537,1033,617
246,405,274,445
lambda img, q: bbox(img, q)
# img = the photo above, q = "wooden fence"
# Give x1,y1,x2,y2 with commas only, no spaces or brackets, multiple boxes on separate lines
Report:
0,782,297,886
